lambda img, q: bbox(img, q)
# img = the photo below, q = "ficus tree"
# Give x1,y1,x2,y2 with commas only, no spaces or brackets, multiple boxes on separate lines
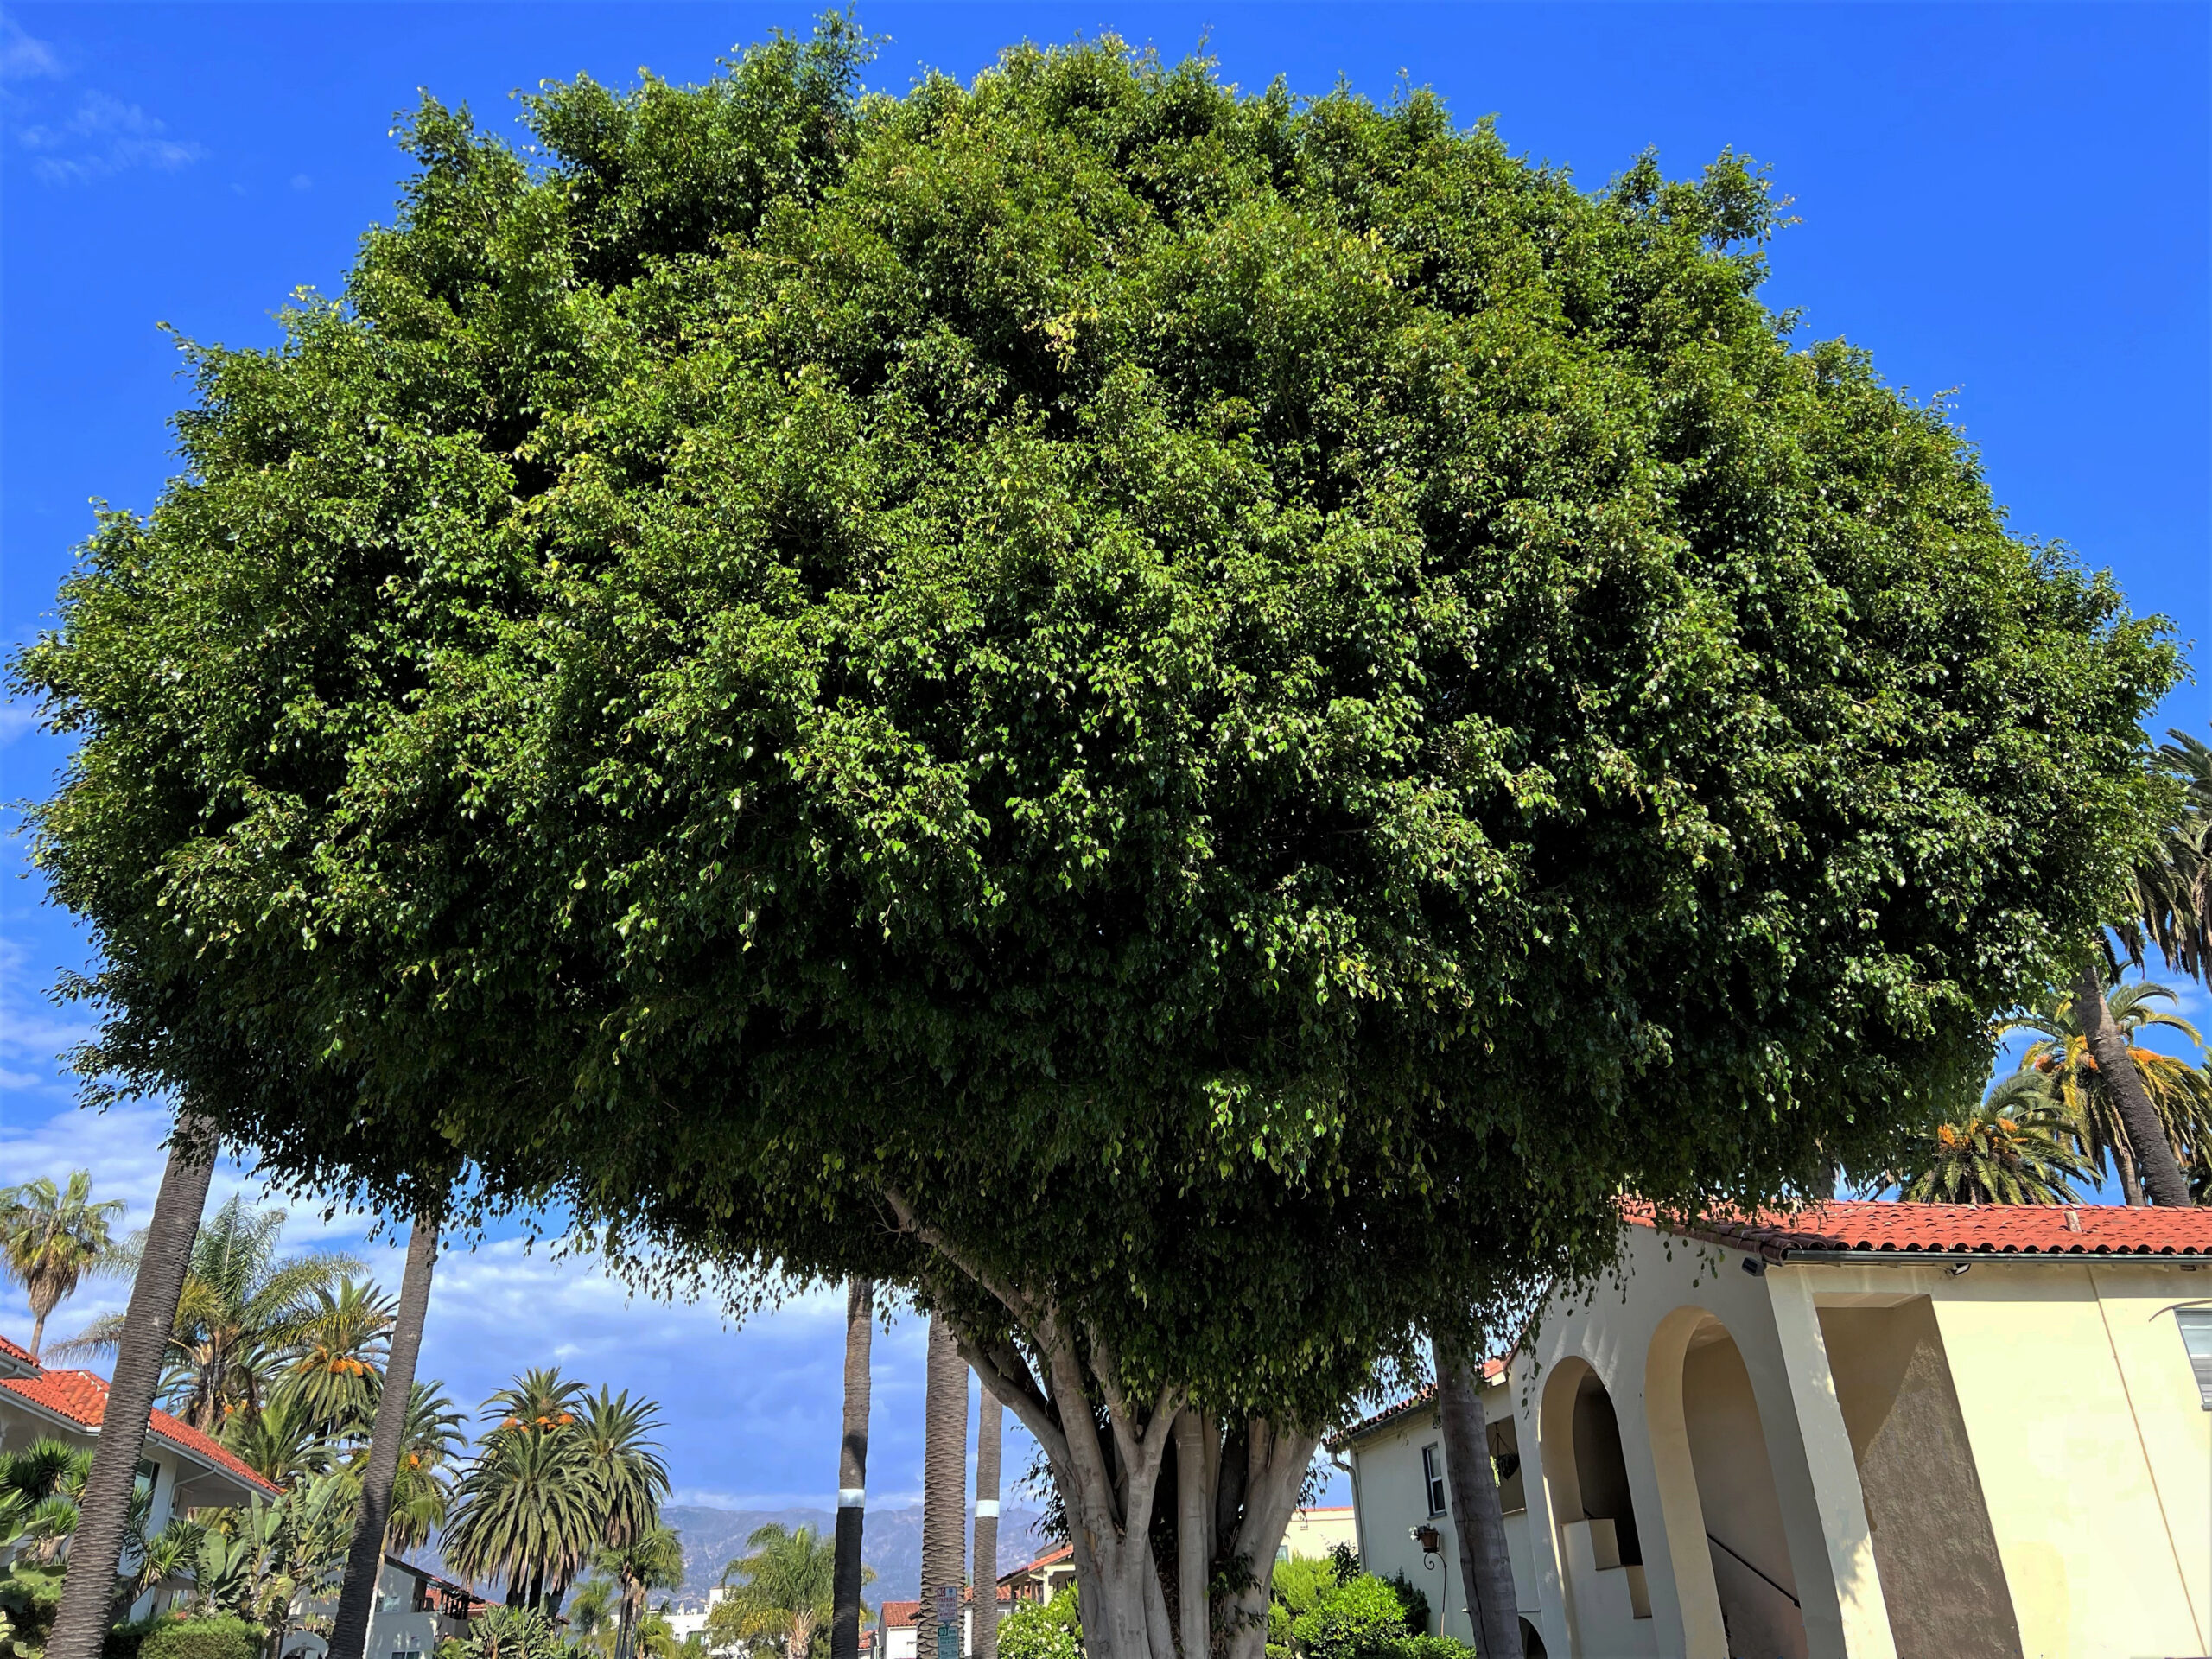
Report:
11,22,2181,1659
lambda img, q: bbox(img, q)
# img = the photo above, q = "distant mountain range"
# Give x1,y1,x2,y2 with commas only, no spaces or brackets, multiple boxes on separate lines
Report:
663,1504,1055,1608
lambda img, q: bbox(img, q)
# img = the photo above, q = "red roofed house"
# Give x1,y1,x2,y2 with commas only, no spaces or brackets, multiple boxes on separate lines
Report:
877,1585,1013,1659
0,1328,283,1618
1332,1202,2212,1659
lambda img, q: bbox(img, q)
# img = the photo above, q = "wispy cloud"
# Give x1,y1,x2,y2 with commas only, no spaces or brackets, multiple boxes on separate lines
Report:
0,706,41,747
21,90,204,183
0,15,60,81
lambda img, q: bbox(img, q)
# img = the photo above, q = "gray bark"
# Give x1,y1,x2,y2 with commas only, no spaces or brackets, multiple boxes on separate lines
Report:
973,1388,1002,1659
329,1215,441,1659
2077,959,2192,1205
47,1116,214,1659
880,1191,1318,1659
921,1314,969,1659
1434,1340,1520,1658
832,1280,874,1659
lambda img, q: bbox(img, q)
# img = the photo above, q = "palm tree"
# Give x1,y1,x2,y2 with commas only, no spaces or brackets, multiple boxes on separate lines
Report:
972,1389,1001,1659
332,1213,442,1659
568,1577,622,1659
444,1373,600,1611
57,1195,362,1432
378,1380,468,1553
832,1280,872,1659
918,1315,967,1659
0,1172,124,1361
1891,1076,2095,1205
45,1113,213,1659
712,1523,860,1659
284,1278,394,1437
2122,728,2212,984
575,1389,671,1554
598,1523,685,1659
1433,1334,1521,1659
222,1386,336,1488
2004,977,2212,1203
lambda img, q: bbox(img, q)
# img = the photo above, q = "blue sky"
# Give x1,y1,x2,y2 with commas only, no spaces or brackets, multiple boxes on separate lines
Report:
2,2,2207,1517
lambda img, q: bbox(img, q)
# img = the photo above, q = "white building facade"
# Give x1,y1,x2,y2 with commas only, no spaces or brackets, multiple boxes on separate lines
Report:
1338,1202,2212,1659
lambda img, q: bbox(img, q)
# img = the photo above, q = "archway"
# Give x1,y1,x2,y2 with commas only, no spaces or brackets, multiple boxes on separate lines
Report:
1538,1358,1651,1647
1647,1309,1808,1659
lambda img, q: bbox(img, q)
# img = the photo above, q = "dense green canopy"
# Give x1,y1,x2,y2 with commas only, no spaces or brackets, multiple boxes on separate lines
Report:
15,24,2176,1421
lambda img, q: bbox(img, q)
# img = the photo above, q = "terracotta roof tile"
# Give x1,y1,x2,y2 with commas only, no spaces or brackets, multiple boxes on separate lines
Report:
1632,1198,2212,1260
0,1368,283,1495
0,1333,35,1370
1334,1359,1509,1447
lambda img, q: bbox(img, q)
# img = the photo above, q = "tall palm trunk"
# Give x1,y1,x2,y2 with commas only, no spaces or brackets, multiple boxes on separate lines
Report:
2076,959,2192,1205
47,1117,215,1659
919,1314,969,1659
832,1280,874,1659
1434,1338,1519,1659
329,1214,441,1659
971,1389,1001,1659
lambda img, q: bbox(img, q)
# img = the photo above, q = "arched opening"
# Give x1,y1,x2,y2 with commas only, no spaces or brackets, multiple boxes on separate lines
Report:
1538,1358,1651,1647
1516,1617,1548,1658
1648,1310,1808,1659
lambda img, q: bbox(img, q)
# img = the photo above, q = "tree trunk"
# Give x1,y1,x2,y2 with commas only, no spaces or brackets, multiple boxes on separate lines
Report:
30,1308,48,1364
832,1279,874,1659
47,1116,215,1659
1433,1340,1520,1659
2077,959,2192,1205
921,1314,969,1659
973,1387,1002,1659
2113,1133,2145,1205
882,1192,1323,1659
329,1214,440,1659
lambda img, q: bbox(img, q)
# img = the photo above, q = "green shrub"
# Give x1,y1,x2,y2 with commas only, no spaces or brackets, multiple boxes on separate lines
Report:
1394,1637,1475,1659
998,1590,1080,1659
136,1615,262,1659
1290,1576,1411,1659
1269,1558,1337,1622
1382,1573,1428,1638
105,1614,172,1659
0,1561,64,1659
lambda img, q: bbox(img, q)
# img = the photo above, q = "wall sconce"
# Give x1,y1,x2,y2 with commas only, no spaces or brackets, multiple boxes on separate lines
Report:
1409,1524,1442,1569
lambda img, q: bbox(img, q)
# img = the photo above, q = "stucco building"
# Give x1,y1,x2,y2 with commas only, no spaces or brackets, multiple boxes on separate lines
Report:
1336,1202,2212,1659
0,1327,283,1621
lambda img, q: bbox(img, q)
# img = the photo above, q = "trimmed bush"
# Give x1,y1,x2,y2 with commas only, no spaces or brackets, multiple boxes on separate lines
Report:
137,1615,262,1659
1394,1637,1476,1659
998,1590,1081,1659
105,1614,171,1659
1290,1576,1411,1659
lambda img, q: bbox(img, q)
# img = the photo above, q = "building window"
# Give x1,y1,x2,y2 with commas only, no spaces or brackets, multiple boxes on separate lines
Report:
1421,1444,1447,1516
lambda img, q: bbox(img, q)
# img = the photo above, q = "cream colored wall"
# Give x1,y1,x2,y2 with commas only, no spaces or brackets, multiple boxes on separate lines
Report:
1916,1262,2208,1658
1343,1374,1538,1647
1518,1228,1879,1659
1281,1506,1360,1560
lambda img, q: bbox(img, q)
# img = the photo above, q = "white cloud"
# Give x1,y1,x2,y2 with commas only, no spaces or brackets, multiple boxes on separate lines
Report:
0,15,59,80
21,91,205,183
0,706,39,748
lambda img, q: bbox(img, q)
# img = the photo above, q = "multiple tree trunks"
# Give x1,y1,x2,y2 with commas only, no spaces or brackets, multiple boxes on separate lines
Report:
46,1116,215,1659
2075,959,2194,1205
832,1280,874,1659
1434,1341,1521,1659
884,1192,1316,1659
973,1389,1002,1659
920,1313,969,1659
329,1216,442,1659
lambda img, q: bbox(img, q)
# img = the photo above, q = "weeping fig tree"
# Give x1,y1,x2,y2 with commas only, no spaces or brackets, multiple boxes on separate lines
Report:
11,21,2179,1659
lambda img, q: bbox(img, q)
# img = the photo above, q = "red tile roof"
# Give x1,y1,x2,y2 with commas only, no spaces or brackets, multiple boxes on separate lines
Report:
0,1333,35,1370
998,1543,1073,1585
880,1586,1013,1632
0,1366,283,1495
1334,1358,1510,1447
1633,1198,2212,1261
